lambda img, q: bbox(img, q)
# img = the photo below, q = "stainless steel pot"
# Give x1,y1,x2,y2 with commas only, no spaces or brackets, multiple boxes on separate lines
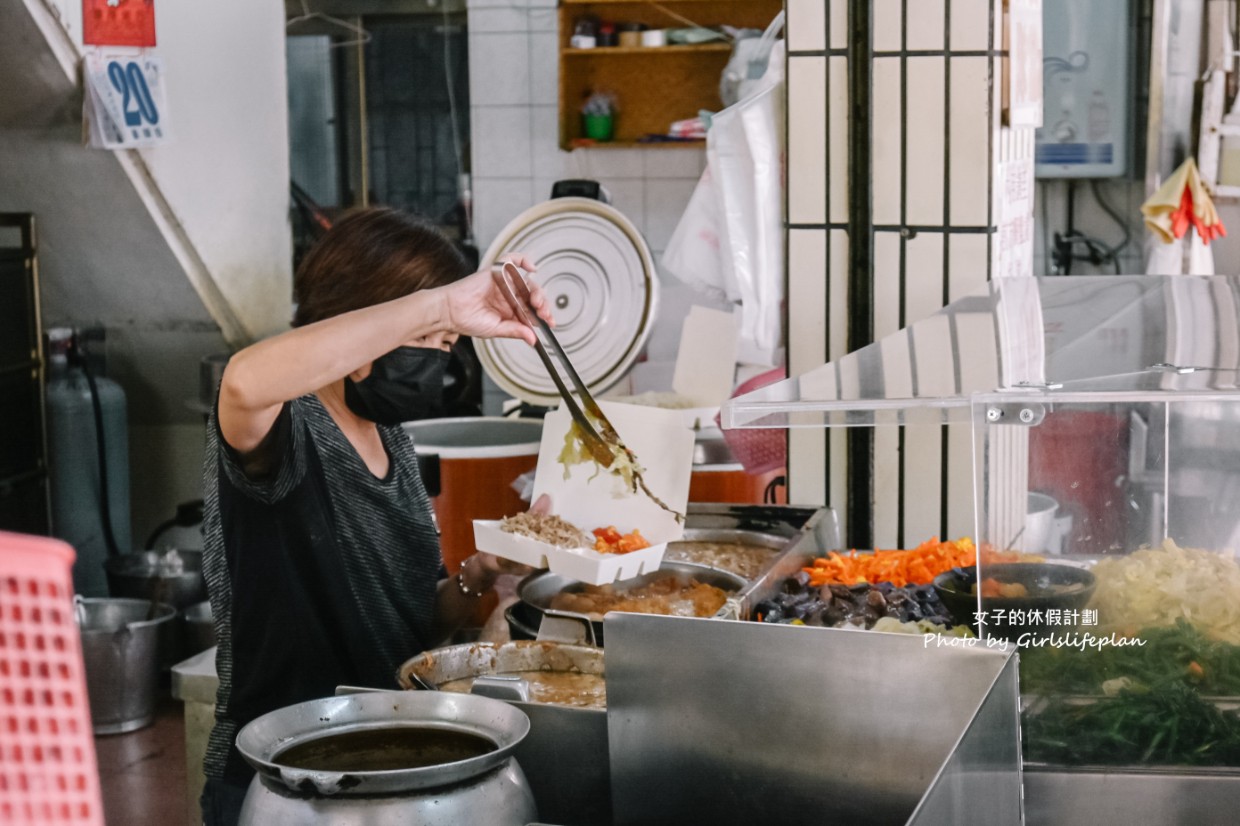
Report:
512,561,747,646
397,640,604,702
661,527,791,580
104,549,206,668
103,549,206,610
235,691,537,825
398,641,611,826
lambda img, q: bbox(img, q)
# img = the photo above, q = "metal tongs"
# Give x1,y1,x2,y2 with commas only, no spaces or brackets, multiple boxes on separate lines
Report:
492,261,616,468
491,262,682,521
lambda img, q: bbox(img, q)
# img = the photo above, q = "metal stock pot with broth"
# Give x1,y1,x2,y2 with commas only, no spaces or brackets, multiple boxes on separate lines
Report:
235,691,537,826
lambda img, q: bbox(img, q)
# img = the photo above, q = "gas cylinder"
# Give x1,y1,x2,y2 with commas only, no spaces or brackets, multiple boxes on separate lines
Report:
44,328,132,596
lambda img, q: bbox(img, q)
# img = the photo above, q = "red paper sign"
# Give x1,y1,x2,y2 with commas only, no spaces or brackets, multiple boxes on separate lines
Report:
83,0,156,48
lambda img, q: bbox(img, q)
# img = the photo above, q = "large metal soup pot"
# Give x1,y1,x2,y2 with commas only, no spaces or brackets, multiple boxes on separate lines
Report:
235,691,537,826
511,561,747,646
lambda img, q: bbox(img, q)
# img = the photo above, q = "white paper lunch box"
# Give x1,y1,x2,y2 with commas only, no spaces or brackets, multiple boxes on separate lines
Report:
473,401,694,586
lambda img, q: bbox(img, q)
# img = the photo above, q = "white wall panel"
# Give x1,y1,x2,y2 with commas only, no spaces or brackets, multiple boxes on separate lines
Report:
906,58,947,226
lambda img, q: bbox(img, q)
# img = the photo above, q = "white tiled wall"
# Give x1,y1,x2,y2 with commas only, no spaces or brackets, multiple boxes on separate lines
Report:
466,0,722,411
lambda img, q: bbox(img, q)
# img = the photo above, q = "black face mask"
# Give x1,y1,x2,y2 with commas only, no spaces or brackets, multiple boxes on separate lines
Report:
344,347,450,425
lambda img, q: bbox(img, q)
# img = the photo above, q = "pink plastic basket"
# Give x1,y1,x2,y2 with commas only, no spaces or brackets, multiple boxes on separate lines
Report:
0,532,104,826
717,368,788,475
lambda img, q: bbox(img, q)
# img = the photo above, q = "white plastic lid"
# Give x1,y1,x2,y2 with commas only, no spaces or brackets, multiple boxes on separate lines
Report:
477,197,658,407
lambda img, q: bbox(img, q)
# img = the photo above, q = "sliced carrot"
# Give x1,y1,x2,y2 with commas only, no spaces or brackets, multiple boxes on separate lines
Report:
803,537,980,587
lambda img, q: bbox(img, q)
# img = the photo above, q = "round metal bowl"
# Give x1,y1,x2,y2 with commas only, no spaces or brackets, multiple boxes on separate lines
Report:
934,562,1097,638
513,561,747,646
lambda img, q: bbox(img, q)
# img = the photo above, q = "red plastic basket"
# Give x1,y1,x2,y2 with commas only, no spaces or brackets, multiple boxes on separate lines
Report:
0,532,104,826
717,368,788,475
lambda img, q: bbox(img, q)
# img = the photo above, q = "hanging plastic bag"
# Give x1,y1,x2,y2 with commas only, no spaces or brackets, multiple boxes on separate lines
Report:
660,166,731,302
719,11,786,108
706,38,786,366
662,13,785,366
1143,228,1215,275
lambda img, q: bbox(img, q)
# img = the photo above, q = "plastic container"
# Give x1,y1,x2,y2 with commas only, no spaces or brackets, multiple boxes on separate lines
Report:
640,29,667,47
472,403,693,586
718,369,787,475
77,597,176,734
617,22,645,47
0,532,105,825
474,521,666,584
582,113,614,141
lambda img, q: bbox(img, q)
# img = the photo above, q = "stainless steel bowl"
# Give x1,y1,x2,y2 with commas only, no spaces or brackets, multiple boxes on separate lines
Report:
397,640,604,701
514,561,747,646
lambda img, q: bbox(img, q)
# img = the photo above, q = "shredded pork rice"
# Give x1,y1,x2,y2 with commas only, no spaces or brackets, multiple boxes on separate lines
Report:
500,511,589,548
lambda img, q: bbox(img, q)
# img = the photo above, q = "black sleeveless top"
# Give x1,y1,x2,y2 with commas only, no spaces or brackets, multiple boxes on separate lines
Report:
201,395,441,784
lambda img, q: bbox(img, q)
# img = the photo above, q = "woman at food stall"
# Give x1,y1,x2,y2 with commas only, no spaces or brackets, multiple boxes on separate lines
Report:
198,208,551,826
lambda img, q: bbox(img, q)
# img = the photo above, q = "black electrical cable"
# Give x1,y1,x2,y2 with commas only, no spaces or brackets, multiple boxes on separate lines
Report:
71,341,123,558
1054,180,1130,275
763,475,785,505
1091,179,1132,266
143,517,181,551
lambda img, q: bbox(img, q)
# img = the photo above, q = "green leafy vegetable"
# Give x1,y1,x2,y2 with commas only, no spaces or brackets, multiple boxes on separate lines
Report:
1024,681,1240,766
1021,619,1240,696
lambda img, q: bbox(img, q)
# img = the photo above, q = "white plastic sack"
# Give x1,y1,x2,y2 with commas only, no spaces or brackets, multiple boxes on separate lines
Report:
1144,233,1183,274
1143,228,1216,275
660,166,732,302
706,40,786,366
719,12,785,108
662,40,786,367
1188,229,1216,275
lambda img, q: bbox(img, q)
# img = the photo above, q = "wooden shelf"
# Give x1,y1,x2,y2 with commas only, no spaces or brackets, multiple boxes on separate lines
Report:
564,43,731,56
558,0,781,150
563,0,740,4
567,139,706,149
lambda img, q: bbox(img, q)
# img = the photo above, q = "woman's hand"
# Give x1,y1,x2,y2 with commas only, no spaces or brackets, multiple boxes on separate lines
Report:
437,254,554,346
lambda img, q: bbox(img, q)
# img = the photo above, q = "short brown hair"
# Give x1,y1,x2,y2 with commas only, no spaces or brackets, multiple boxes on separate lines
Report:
292,208,469,327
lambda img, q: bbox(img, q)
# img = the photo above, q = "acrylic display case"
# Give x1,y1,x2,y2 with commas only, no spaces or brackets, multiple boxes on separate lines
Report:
724,276,1240,824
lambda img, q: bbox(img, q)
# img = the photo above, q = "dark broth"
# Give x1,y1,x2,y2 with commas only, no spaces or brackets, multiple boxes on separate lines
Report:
274,726,495,772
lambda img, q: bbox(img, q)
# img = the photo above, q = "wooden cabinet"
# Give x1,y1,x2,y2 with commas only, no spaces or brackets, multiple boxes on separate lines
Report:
558,0,782,149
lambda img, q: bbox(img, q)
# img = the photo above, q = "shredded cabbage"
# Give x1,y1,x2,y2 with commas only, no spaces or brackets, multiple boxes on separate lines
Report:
1090,539,1240,645
556,416,683,523
557,419,641,492
870,616,975,637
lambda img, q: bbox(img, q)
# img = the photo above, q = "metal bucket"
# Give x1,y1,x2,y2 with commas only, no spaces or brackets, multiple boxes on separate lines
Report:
104,549,206,667
76,597,176,734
